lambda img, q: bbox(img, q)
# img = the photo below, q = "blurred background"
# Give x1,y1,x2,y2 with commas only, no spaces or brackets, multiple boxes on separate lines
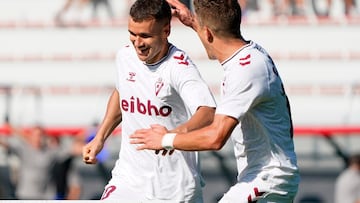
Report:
0,0,360,202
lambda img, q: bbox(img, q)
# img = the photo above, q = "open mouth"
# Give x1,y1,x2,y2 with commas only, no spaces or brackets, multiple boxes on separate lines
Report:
137,47,149,57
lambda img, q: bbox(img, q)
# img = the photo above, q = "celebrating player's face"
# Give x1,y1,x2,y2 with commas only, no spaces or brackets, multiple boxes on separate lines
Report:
128,18,170,64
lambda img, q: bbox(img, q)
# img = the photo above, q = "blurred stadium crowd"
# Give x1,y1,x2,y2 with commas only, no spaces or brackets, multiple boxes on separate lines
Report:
1,0,359,27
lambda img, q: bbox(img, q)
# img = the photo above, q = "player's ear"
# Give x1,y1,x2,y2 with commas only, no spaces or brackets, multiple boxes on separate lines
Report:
205,27,214,43
163,23,171,37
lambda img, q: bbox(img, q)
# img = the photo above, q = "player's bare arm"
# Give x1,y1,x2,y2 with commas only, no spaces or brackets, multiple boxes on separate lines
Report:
83,89,122,164
153,106,215,155
166,0,197,30
130,114,238,151
149,105,215,155
172,106,215,134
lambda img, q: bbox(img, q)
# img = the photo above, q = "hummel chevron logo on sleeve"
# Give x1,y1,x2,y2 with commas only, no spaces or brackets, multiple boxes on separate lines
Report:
173,53,189,65
239,54,251,66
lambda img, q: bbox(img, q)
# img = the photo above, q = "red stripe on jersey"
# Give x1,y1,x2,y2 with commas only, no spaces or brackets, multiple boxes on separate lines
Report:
254,187,265,197
178,61,189,65
239,54,251,66
247,187,265,203
173,53,189,66
248,194,253,203
240,61,251,66
101,185,116,200
173,54,185,60
240,54,251,60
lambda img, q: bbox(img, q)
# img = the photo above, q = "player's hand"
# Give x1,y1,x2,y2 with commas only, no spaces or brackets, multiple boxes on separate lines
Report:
166,0,194,28
82,138,104,164
130,124,168,151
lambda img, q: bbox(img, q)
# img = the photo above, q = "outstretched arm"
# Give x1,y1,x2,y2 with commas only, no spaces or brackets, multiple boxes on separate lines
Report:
82,89,122,164
130,114,238,151
172,106,215,134
154,105,214,155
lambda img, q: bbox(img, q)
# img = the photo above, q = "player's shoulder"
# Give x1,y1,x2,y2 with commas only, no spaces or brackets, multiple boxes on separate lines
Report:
167,44,196,69
236,42,269,68
116,44,134,59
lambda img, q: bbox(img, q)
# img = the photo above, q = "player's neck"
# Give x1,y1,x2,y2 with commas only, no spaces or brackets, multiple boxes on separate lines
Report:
145,42,171,65
215,38,248,63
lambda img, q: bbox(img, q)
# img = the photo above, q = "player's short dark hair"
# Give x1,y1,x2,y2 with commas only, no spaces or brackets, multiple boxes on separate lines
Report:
130,0,172,25
193,0,242,38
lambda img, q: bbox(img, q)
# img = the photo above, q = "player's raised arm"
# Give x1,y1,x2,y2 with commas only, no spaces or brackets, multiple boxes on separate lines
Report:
166,0,197,30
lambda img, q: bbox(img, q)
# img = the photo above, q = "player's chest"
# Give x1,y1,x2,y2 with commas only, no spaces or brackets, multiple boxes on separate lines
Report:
119,68,174,99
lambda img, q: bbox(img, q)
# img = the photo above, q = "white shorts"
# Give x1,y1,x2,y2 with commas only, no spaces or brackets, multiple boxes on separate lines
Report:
218,178,295,203
100,181,146,201
100,178,203,203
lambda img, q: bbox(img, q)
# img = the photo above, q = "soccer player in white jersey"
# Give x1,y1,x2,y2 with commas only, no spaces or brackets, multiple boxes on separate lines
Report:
82,0,216,202
130,0,300,202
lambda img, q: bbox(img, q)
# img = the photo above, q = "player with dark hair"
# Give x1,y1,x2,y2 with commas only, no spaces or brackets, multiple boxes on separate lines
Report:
130,0,300,202
82,0,216,202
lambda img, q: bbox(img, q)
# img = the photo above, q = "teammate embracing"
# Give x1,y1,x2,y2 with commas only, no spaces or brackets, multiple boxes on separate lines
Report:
82,0,216,202
130,0,300,202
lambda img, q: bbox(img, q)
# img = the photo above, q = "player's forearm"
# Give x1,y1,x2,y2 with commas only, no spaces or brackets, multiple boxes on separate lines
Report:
173,114,236,151
173,106,215,134
96,116,121,142
96,89,122,142
173,125,223,151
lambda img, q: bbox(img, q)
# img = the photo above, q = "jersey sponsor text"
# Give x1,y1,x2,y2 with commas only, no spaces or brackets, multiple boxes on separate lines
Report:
121,96,172,116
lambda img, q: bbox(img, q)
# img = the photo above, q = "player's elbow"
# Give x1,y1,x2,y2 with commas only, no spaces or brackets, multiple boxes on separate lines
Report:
208,138,226,151
203,108,215,125
205,128,226,151
197,106,215,127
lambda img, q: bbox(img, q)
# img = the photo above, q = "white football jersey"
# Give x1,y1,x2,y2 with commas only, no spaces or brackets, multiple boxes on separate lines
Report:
111,44,216,201
216,41,300,197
